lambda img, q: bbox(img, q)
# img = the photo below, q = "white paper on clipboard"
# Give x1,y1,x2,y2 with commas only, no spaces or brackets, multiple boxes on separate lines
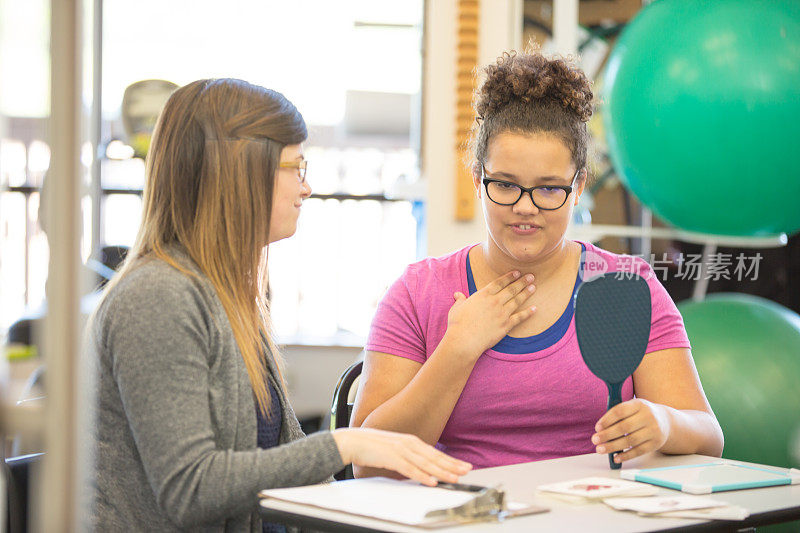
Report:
259,477,547,528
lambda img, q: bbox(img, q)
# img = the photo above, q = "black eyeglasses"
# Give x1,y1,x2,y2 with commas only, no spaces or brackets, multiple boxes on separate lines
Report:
481,165,579,210
279,160,308,183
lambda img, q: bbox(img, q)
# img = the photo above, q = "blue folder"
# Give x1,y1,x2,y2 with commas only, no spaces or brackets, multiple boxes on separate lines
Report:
621,460,800,494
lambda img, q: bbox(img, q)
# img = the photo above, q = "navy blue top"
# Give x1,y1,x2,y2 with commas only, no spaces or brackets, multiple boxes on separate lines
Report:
257,379,285,533
466,244,585,354
257,379,283,449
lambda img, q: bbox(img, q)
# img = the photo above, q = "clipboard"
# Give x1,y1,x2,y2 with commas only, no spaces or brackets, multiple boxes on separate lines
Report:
620,460,800,495
259,477,548,528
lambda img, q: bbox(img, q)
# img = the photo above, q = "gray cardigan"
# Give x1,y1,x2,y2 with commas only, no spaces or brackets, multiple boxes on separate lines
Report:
87,250,344,531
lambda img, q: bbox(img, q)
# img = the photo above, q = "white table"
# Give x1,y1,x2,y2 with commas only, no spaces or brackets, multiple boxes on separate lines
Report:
259,453,800,532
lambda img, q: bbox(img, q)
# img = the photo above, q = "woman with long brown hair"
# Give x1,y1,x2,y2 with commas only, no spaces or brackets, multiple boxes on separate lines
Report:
87,78,470,531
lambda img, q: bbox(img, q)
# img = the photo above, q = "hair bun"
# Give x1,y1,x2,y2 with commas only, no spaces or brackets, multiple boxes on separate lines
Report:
476,51,593,123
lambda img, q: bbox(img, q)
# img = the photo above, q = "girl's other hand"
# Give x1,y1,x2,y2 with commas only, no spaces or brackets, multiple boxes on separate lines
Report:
591,399,671,464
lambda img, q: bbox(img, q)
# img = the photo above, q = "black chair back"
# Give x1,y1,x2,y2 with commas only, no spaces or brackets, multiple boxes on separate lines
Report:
329,361,363,480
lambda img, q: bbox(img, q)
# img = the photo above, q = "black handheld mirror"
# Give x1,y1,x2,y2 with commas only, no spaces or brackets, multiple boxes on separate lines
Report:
574,273,651,469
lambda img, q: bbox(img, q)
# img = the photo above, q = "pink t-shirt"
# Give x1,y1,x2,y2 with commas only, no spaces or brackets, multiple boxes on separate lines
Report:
366,241,691,469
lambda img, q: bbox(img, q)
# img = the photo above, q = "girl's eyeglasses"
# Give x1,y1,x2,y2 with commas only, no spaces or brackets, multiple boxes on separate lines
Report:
481,165,578,210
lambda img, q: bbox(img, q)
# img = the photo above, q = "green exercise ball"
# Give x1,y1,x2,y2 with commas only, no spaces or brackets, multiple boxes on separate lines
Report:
602,0,800,236
678,294,800,468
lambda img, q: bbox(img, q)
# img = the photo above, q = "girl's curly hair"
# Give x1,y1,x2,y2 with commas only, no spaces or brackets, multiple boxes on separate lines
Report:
473,51,594,171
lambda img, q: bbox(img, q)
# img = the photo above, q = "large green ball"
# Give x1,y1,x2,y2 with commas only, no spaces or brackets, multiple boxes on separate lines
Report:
678,294,800,468
602,0,800,236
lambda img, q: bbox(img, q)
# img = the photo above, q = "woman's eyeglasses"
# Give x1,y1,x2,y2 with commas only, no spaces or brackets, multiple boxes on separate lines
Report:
279,160,308,183
481,165,579,210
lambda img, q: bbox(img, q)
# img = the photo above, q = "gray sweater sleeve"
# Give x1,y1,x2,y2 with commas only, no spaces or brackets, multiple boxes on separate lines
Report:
101,269,344,528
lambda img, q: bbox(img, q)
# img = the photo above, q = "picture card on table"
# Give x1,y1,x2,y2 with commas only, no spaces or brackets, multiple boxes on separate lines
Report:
537,476,659,501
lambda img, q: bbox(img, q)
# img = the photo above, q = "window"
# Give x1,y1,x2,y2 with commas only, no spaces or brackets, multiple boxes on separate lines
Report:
1,0,64,331
1,1,425,342
269,147,421,340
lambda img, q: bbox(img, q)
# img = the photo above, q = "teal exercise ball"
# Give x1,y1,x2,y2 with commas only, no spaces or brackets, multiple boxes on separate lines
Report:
678,294,800,468
602,0,800,236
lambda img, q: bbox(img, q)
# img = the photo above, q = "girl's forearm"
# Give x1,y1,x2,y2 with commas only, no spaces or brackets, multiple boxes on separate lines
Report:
360,334,479,445
661,408,724,457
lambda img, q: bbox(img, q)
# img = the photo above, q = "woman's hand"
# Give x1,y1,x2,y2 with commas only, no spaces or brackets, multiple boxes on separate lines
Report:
332,428,472,486
591,399,672,464
445,270,536,358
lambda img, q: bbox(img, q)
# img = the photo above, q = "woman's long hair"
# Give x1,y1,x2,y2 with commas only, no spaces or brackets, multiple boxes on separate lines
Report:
106,78,306,415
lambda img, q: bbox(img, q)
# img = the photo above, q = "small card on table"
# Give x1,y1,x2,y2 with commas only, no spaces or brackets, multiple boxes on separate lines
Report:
537,476,659,501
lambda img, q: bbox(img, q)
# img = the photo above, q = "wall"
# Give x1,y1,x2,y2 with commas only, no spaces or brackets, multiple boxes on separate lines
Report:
424,0,522,257
282,343,363,420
